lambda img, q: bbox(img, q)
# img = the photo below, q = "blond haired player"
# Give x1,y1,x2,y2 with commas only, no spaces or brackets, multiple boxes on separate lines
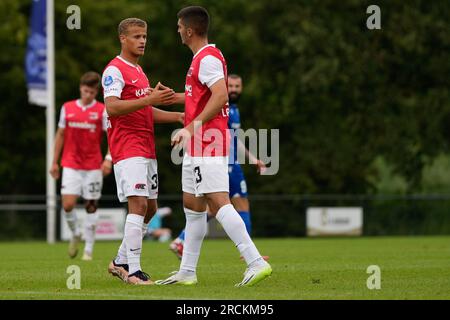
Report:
102,18,182,285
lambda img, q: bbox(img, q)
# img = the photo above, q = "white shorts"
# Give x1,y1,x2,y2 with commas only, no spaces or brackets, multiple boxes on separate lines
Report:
114,157,158,203
61,167,103,200
182,154,229,197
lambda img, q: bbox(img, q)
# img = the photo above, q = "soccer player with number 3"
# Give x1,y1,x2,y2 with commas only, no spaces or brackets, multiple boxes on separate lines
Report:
156,6,272,287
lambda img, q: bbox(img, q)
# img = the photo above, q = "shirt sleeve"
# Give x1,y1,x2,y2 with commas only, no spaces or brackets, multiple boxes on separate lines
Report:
57,105,66,128
102,109,108,131
102,66,125,98
198,55,225,88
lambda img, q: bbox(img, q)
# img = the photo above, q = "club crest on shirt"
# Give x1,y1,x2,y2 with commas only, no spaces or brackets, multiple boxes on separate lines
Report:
187,67,194,77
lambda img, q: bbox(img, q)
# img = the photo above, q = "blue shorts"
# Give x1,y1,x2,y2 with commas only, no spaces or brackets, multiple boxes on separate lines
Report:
228,164,248,198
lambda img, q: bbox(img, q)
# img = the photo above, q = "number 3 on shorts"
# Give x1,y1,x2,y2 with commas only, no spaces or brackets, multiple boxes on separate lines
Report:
151,174,158,190
194,166,202,183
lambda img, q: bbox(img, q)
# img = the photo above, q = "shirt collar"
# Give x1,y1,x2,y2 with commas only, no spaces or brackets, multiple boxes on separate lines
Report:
117,55,139,68
193,44,216,59
76,99,96,110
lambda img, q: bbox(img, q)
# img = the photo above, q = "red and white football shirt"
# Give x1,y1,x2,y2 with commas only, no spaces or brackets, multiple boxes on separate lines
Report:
102,56,155,163
184,44,230,157
58,99,107,170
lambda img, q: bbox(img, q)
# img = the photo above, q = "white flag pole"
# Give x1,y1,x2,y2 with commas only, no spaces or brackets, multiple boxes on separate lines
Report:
46,0,56,244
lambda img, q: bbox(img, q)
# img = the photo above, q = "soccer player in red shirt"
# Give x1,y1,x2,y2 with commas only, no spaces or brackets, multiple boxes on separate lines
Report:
50,71,112,261
102,18,182,285
156,6,272,287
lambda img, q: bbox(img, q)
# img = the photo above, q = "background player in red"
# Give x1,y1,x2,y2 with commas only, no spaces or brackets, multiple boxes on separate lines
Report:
50,71,112,261
102,18,182,285
156,6,272,287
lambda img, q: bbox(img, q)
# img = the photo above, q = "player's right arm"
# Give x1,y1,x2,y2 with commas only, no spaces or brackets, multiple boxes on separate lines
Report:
105,82,175,116
50,107,66,179
102,66,174,116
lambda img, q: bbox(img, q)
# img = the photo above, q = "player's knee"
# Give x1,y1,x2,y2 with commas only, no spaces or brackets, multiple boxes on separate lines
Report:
128,197,148,214
231,197,248,212
183,194,207,212
85,200,97,213
144,202,157,224
207,198,230,216
207,205,219,216
147,201,157,216
136,202,148,214
63,202,75,212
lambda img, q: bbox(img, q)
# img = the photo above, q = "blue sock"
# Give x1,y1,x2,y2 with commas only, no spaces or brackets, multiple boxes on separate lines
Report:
178,229,185,241
238,211,252,235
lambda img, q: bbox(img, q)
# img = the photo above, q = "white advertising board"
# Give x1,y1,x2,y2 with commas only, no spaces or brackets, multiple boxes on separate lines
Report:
307,207,363,236
61,208,126,240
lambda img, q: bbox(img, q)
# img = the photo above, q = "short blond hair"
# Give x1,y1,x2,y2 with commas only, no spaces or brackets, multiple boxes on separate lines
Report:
118,18,147,36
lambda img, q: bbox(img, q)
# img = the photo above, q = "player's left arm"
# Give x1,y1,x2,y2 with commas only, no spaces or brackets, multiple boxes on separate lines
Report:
149,84,184,105
101,147,112,177
153,107,184,124
171,93,185,105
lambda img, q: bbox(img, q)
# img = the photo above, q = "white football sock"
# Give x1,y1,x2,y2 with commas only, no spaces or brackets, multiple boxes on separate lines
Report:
124,214,144,275
115,238,128,265
216,204,265,268
142,222,148,239
180,208,207,274
115,219,149,265
64,209,80,236
83,212,97,254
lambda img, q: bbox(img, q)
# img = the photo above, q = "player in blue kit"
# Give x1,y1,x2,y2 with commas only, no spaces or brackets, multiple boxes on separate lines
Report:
227,74,267,234
169,74,268,260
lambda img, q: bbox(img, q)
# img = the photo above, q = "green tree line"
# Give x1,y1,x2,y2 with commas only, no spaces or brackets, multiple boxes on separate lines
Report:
1,0,449,197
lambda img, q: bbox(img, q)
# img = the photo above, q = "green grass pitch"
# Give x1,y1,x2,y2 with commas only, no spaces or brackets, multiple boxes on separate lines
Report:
1,236,450,300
